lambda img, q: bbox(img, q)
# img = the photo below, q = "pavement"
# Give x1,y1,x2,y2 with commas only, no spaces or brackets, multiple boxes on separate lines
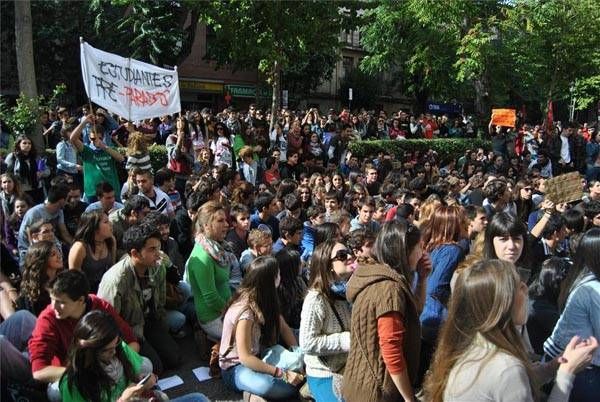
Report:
161,331,243,402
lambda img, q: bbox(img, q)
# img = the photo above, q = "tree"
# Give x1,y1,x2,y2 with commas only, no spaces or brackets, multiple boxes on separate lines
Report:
360,0,600,119
359,0,467,113
94,0,202,67
501,0,600,114
13,0,44,151
198,0,358,132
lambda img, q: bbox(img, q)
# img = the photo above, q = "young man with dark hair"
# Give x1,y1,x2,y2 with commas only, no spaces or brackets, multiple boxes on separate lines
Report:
134,168,175,217
225,203,251,259
250,192,280,240
17,183,73,264
98,223,180,374
155,168,182,211
273,216,303,254
324,190,340,221
84,181,123,214
276,192,303,221
482,179,513,218
143,211,184,272
62,183,88,237
584,199,600,228
350,197,380,232
170,190,202,259
29,270,139,401
529,213,567,282
280,150,304,181
70,114,124,203
364,165,381,196
109,194,151,257
347,228,376,259
395,203,416,223
300,205,325,262
465,205,488,240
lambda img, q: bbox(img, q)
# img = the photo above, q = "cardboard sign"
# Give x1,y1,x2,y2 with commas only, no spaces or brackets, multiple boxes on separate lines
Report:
544,172,583,205
491,108,516,128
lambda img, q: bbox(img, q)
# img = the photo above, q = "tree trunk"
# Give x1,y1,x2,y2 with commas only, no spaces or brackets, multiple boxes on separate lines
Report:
474,76,490,119
14,0,43,151
269,60,280,134
414,89,429,115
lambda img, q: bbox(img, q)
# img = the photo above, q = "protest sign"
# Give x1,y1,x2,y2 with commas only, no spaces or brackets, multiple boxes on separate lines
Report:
544,172,583,205
491,108,516,128
80,40,180,121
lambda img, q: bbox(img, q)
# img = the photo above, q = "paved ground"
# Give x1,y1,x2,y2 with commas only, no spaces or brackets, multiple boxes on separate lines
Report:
162,331,243,402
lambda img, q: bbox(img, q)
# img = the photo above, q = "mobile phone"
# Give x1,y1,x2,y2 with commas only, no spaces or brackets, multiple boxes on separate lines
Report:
137,373,152,387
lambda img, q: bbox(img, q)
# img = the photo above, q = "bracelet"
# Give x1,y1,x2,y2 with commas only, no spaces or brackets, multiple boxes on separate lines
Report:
281,370,288,383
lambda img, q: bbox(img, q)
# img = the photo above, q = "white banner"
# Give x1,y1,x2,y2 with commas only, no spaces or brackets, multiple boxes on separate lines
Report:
80,41,181,121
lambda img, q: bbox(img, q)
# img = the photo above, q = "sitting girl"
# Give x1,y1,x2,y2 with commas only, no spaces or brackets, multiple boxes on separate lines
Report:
220,256,304,400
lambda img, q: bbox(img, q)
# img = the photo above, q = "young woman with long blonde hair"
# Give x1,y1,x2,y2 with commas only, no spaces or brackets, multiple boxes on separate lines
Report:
424,259,597,402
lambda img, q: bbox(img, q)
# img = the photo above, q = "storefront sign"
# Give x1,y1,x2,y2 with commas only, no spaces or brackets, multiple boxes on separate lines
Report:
179,80,223,92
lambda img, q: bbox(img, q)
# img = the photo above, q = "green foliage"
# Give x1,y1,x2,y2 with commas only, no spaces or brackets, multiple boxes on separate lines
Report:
574,76,600,111
90,0,204,67
0,84,67,136
200,1,355,81
360,0,600,115
501,0,600,105
359,0,468,109
147,144,169,173
348,138,491,163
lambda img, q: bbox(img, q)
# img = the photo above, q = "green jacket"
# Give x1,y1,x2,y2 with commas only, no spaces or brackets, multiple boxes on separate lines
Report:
98,255,167,340
186,243,231,323
59,342,142,402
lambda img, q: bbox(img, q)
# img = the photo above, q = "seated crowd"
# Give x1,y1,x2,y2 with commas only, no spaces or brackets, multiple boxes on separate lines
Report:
0,104,599,402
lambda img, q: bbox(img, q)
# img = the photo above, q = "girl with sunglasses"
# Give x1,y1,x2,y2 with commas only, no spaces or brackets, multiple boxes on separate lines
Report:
300,240,354,402
513,179,535,223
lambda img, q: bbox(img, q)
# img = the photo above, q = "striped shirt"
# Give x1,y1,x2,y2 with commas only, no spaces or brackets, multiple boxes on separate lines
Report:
140,187,174,216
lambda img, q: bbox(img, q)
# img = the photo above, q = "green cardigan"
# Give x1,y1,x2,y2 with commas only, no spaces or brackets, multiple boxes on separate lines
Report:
187,243,232,323
59,342,142,402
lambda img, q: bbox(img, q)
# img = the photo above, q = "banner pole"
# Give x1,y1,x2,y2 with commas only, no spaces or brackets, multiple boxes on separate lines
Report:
80,37,97,135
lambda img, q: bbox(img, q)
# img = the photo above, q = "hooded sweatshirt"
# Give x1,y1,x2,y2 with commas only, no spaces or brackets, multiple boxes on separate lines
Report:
342,262,421,402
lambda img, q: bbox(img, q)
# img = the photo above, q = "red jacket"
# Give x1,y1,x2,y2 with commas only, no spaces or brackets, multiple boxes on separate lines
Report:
29,294,137,373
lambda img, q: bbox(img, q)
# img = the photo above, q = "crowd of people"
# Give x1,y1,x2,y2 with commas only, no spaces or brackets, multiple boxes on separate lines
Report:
0,102,599,402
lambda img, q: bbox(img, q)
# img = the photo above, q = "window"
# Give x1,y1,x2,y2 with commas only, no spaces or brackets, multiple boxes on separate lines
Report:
343,56,354,76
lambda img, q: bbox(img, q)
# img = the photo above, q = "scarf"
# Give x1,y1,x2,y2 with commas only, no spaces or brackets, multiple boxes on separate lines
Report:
197,233,237,269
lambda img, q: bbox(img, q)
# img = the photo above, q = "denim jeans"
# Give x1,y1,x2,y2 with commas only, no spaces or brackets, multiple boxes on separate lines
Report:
307,375,342,402
166,281,196,332
222,364,298,400
140,318,181,374
569,366,600,402
0,310,36,383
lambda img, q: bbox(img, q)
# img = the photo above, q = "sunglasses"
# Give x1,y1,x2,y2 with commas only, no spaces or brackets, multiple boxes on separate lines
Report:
332,249,354,262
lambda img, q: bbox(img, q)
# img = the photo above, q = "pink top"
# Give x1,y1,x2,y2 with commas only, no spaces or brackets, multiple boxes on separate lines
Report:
219,299,262,370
